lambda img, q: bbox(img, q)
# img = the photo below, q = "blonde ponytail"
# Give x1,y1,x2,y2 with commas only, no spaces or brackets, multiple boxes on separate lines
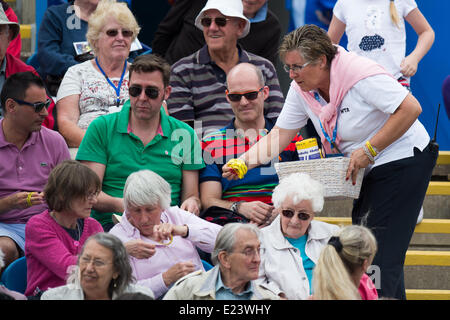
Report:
313,225,378,300
389,0,401,28
313,245,361,300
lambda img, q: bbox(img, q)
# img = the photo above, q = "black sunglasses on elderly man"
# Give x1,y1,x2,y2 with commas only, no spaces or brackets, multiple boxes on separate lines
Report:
281,209,311,221
226,87,264,102
13,98,51,113
200,17,231,28
129,85,160,99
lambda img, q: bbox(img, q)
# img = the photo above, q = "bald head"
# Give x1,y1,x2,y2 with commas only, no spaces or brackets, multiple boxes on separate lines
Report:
227,63,265,89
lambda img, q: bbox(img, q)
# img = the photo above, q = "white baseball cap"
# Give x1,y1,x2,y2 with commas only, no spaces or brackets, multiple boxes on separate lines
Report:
194,0,251,39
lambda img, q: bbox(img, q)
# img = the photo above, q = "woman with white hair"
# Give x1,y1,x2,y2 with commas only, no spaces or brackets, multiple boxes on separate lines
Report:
257,172,339,300
109,170,222,299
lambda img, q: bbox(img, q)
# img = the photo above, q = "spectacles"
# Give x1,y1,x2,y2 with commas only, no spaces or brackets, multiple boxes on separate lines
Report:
85,191,99,201
129,85,160,99
80,256,112,268
233,247,265,259
226,87,264,102
283,61,313,73
200,16,231,28
105,28,134,38
13,98,51,113
281,209,312,221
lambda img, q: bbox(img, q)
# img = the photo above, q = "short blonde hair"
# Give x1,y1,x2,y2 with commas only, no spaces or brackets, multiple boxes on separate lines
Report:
86,0,140,54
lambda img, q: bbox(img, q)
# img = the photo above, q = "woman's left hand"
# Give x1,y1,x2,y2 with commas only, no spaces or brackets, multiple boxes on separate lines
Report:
153,223,188,242
346,147,371,185
180,196,201,215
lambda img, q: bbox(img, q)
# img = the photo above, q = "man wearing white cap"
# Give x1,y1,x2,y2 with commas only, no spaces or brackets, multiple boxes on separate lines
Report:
152,0,281,65
167,0,284,137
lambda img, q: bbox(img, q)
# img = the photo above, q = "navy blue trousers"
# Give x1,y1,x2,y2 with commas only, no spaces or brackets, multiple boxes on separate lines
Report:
352,142,438,300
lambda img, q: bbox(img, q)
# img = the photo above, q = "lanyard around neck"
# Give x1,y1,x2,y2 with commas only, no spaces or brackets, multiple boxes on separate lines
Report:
95,57,127,107
314,92,342,154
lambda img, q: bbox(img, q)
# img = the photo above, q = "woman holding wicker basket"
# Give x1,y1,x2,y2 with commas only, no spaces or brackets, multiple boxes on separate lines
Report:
222,24,437,300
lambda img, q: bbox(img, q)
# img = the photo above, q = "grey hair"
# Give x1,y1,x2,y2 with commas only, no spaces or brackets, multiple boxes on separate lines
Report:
272,173,325,213
226,63,265,88
211,223,260,265
68,233,134,297
123,170,171,211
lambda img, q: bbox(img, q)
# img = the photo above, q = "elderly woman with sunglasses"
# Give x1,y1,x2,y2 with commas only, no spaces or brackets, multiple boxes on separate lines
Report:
56,0,140,149
256,173,339,300
109,169,222,299
41,232,154,300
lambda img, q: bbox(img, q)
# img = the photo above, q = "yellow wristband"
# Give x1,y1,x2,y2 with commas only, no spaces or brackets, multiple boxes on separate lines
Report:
226,158,248,179
26,192,34,207
158,234,173,246
365,141,378,157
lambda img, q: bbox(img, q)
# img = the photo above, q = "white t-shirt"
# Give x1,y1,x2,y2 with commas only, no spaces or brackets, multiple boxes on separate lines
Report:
276,75,429,171
333,0,417,80
56,60,129,130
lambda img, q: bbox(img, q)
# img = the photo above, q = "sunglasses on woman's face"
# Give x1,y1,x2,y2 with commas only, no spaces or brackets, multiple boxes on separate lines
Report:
129,85,160,99
13,98,51,113
105,28,134,38
226,87,264,102
281,209,311,221
200,16,231,28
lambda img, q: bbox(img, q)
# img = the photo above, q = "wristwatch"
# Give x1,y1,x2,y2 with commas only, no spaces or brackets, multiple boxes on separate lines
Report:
230,201,243,213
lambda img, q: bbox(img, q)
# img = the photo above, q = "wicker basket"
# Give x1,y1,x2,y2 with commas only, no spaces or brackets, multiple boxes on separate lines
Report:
275,157,364,199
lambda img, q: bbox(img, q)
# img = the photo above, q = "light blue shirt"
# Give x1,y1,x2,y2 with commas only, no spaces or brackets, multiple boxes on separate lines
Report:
286,234,315,294
249,2,268,23
215,271,254,300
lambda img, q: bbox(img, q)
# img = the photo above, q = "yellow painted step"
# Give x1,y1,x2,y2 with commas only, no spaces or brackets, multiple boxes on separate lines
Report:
426,181,450,195
315,217,450,234
437,151,450,165
406,289,450,300
405,250,450,266
20,24,32,39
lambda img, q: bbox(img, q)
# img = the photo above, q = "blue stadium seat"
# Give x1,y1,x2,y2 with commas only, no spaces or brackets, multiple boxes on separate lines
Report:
0,256,27,294
201,259,213,271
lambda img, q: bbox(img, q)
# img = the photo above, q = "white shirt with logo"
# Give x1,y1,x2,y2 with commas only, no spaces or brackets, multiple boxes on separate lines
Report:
276,74,429,171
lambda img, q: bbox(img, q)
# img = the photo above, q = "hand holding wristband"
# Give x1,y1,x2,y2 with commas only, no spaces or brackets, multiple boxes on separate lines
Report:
226,158,248,179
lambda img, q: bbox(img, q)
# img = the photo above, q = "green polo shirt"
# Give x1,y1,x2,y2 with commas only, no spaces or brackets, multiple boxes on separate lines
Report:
76,101,204,227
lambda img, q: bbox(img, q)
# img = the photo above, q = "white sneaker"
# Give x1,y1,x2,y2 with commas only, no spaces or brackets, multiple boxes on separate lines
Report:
416,207,424,224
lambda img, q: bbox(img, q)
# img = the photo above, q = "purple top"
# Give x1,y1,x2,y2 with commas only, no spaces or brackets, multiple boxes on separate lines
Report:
0,119,70,224
109,206,222,298
24,210,103,296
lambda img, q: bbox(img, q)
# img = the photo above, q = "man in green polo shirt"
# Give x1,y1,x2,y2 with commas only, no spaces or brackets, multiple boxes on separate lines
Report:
76,54,204,231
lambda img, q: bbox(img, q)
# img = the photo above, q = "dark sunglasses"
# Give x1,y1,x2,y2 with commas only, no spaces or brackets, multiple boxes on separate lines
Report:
13,98,51,113
281,209,311,221
129,85,160,99
105,28,133,38
200,17,231,28
226,87,264,102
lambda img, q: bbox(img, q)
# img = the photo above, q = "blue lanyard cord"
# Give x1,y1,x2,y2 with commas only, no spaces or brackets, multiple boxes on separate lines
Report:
95,57,127,106
314,92,342,153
